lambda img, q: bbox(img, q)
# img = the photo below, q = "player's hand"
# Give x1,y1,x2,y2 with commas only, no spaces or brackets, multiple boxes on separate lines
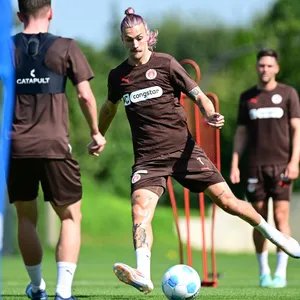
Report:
230,166,240,184
285,160,299,180
207,113,225,129
88,133,106,156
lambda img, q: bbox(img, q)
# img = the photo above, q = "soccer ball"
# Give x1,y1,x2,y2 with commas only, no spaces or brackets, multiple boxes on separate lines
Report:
162,264,201,299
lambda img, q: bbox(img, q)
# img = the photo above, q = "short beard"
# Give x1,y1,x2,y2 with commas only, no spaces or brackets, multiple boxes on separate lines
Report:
260,76,270,84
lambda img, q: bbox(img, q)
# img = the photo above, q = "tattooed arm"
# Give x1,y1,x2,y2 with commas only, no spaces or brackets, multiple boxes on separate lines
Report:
187,86,214,117
187,86,225,128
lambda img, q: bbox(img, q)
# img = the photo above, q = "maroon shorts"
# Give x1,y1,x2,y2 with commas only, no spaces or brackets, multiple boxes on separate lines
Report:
245,164,292,202
131,144,224,196
8,158,82,206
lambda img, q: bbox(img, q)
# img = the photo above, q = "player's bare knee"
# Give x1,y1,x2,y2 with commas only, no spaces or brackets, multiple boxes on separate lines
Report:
132,203,142,217
131,190,155,221
51,200,82,223
132,203,152,224
252,201,268,216
62,209,82,223
14,201,38,224
274,213,289,231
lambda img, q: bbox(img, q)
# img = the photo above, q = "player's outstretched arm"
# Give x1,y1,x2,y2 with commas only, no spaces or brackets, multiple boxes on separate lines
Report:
76,80,101,135
87,99,119,157
76,80,106,155
230,125,248,184
187,86,224,129
98,99,119,136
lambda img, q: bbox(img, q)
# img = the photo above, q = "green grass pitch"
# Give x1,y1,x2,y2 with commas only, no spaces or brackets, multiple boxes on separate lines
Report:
2,244,300,299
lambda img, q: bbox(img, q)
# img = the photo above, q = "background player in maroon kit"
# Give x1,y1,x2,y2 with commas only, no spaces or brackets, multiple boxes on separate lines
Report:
230,49,300,288
89,8,300,294
9,1,106,299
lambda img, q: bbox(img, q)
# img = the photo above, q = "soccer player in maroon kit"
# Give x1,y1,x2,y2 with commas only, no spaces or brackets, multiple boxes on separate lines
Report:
230,49,300,288
89,8,300,294
9,1,106,299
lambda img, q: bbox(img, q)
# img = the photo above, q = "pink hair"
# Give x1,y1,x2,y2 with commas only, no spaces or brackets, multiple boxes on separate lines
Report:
120,7,158,51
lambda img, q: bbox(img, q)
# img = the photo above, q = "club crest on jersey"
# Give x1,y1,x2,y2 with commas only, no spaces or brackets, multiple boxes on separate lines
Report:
145,69,157,80
271,94,282,104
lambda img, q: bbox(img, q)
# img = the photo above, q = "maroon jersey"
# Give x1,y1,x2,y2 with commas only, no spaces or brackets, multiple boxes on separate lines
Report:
237,83,300,166
108,52,198,162
12,33,94,158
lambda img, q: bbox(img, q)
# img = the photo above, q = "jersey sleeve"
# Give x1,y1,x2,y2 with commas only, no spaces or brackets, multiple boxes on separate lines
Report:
66,40,94,85
237,95,250,125
107,70,122,104
288,87,300,119
169,58,198,94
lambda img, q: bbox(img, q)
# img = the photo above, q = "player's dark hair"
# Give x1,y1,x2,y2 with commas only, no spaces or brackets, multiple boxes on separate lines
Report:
256,49,279,62
18,0,51,20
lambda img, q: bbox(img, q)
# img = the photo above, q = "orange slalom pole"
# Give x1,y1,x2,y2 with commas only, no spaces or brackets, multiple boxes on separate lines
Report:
194,97,209,283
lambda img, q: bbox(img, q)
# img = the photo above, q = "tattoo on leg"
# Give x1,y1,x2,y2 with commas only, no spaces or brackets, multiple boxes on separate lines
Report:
133,223,148,249
133,194,141,202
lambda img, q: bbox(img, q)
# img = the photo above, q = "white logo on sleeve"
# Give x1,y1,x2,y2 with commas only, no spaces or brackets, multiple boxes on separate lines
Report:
122,86,163,106
271,94,282,104
68,143,72,153
197,157,204,165
249,107,284,120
